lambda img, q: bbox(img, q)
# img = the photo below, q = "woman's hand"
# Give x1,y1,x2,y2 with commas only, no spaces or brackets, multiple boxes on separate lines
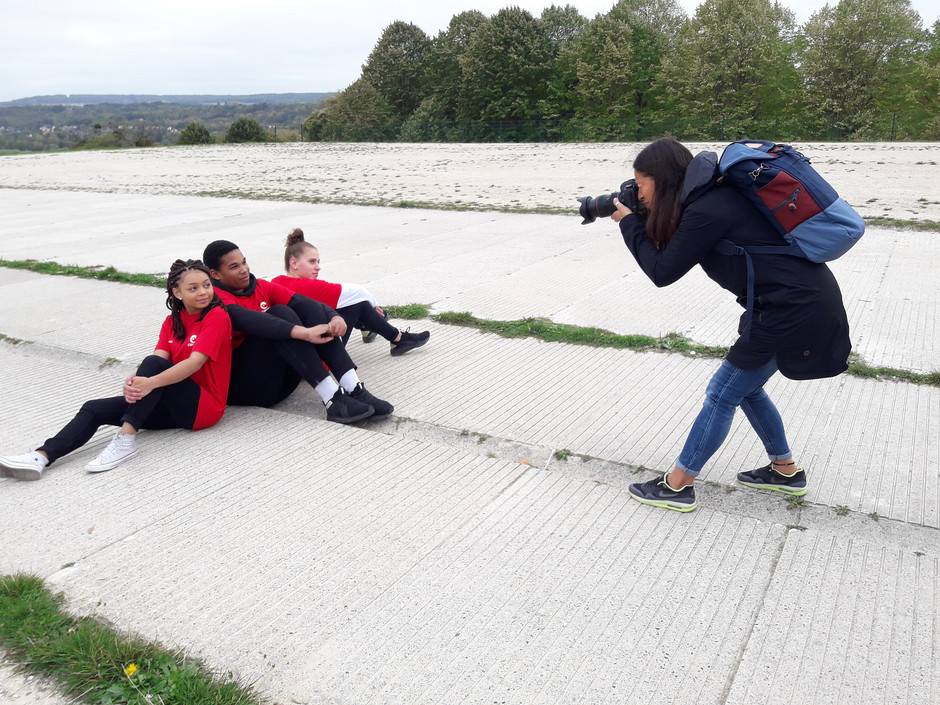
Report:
611,198,633,223
124,375,156,403
327,315,347,339
294,324,334,344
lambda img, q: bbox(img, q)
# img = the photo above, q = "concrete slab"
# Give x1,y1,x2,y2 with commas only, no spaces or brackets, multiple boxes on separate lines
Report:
726,530,940,705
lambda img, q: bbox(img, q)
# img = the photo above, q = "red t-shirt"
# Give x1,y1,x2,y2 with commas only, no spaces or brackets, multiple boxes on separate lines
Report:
215,278,295,348
271,274,342,308
154,306,232,430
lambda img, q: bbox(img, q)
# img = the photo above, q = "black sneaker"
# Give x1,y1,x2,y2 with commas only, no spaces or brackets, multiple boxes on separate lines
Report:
737,463,807,496
361,310,388,344
325,388,374,424
350,383,394,420
390,328,430,357
628,473,697,512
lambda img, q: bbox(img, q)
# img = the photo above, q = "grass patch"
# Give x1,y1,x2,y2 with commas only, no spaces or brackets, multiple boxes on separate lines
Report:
0,574,262,705
847,354,940,386
864,216,940,232
0,259,164,288
384,303,430,320
432,311,728,357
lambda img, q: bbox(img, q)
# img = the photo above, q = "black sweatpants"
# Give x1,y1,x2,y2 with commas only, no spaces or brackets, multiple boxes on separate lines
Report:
227,304,357,407
39,356,200,465
336,301,399,345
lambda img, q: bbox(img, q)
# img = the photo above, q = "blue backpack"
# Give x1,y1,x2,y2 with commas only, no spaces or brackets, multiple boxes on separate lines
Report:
713,139,865,339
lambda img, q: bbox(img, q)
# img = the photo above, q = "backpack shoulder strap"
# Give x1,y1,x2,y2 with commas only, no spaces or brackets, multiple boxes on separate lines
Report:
713,239,807,342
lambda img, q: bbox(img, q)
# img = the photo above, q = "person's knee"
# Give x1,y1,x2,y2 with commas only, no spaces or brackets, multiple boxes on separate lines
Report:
136,354,173,377
267,304,301,325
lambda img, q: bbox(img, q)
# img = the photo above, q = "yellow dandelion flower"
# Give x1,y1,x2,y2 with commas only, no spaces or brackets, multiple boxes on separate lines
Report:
124,663,137,677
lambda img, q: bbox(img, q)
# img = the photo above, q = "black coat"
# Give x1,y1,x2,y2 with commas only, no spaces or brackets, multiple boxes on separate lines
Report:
619,153,851,380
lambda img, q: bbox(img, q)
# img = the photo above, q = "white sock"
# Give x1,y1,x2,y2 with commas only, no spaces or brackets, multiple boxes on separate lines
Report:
338,369,361,393
315,377,340,404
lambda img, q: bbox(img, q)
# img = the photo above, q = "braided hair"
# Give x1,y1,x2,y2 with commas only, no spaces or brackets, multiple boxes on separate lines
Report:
165,259,222,341
284,227,316,272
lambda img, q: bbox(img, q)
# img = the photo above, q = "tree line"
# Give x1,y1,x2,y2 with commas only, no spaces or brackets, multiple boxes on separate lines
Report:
0,101,323,152
305,0,940,142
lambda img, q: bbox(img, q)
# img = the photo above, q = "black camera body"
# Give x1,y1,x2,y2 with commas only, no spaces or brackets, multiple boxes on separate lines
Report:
577,179,646,224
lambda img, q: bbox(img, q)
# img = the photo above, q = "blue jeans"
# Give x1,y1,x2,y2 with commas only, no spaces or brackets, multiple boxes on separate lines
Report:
676,357,791,477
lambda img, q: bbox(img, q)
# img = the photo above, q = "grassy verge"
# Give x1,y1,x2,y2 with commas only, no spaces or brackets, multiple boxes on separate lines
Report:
863,216,940,232
0,574,262,705
1,259,937,387
433,311,729,357
0,259,165,288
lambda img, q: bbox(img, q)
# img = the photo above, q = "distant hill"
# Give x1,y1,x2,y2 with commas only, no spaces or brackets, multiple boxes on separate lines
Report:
1,93,334,107
0,97,334,151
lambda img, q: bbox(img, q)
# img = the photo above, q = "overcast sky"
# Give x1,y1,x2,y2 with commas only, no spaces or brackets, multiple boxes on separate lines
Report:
2,0,937,103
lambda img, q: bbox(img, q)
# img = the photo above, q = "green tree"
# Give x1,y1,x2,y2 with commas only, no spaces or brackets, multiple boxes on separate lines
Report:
315,78,390,141
801,0,925,138
654,0,798,138
225,116,267,143
458,7,553,121
540,4,588,48
419,10,489,123
545,0,685,134
537,4,589,120
177,121,214,145
361,21,431,121
910,20,940,137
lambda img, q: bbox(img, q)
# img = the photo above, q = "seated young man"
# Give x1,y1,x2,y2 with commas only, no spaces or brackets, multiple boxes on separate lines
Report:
202,240,392,424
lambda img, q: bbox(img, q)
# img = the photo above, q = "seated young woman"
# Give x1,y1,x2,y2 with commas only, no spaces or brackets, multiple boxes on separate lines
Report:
202,239,393,425
272,228,430,356
0,259,232,481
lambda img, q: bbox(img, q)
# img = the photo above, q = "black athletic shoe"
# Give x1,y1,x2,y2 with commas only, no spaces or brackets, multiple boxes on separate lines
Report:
390,328,430,357
350,383,394,420
628,473,697,512
361,309,388,344
737,463,807,496
325,388,374,424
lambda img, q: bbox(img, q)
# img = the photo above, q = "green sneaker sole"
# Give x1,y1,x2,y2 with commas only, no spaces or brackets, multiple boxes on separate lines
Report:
737,480,807,496
629,494,697,512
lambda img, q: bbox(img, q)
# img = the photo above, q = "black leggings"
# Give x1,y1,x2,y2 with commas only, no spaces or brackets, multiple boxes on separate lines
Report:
39,356,200,465
336,301,399,345
228,304,357,407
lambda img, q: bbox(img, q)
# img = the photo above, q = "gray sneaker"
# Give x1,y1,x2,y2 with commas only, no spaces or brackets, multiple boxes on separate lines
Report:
85,431,139,473
0,451,48,481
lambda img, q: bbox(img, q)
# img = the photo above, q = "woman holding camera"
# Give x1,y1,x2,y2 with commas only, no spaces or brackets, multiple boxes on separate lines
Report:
611,137,850,512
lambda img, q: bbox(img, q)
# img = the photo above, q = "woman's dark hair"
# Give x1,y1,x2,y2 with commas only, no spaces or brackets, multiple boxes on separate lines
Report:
284,227,315,272
632,138,694,249
166,259,222,341
202,240,239,271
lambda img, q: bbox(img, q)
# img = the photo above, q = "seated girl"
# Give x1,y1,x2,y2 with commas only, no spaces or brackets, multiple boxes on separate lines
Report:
0,259,232,481
272,228,430,356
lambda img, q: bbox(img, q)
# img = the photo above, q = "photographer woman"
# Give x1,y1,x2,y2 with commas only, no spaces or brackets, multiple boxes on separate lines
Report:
611,138,850,511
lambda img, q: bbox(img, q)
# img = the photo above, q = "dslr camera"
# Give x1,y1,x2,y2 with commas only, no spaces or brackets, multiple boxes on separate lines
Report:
577,179,646,224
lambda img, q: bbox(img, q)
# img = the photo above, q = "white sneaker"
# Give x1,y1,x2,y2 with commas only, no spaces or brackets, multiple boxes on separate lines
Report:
84,431,139,473
0,451,48,481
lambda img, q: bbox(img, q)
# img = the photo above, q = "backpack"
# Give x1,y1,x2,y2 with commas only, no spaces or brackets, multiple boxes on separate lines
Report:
712,139,865,339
